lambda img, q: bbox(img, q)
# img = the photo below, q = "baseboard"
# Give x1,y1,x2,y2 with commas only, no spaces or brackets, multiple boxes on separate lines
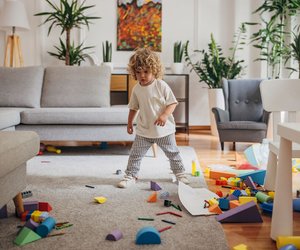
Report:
189,125,210,130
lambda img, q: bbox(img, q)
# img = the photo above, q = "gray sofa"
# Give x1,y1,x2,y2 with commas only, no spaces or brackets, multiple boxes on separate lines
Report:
0,65,134,142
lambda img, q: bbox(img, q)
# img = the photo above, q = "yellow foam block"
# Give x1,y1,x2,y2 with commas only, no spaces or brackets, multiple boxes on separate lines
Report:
94,196,107,204
233,243,248,250
208,198,219,206
268,191,275,198
31,210,42,222
239,196,257,204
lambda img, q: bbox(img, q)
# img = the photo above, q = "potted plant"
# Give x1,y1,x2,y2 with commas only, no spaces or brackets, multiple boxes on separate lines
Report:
171,41,185,74
286,28,300,78
102,40,113,71
184,24,246,135
35,0,100,65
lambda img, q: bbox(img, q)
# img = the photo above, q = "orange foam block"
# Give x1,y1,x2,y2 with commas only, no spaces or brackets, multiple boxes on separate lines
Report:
208,204,222,214
230,200,240,209
147,192,157,203
209,170,236,180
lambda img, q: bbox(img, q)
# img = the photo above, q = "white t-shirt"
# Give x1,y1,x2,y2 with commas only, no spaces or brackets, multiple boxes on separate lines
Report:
128,79,178,138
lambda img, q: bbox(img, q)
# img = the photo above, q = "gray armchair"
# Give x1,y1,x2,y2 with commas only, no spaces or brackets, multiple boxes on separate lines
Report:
212,78,270,150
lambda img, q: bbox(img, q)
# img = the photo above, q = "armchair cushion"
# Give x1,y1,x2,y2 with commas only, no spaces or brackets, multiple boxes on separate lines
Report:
218,121,267,130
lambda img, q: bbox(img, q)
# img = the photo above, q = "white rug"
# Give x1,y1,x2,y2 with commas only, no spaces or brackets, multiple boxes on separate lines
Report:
0,146,229,250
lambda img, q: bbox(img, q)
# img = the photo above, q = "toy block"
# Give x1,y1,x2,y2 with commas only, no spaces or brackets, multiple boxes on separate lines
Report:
244,176,256,189
46,145,61,154
147,192,157,203
25,211,34,221
233,243,248,250
94,196,107,204
36,217,56,238
115,169,122,175
227,194,238,201
277,236,300,249
21,191,32,199
0,205,8,219
150,181,162,191
106,229,123,241
260,202,273,214
255,192,273,203
159,191,169,199
293,198,300,212
21,211,29,221
208,198,219,206
268,191,275,198
230,200,240,209
216,201,263,223
236,162,258,170
14,227,41,246
239,196,257,205
232,190,242,198
240,190,248,196
23,200,38,211
24,218,39,231
31,210,43,223
209,170,236,180
38,202,52,212
244,144,261,167
208,204,222,214
194,171,200,176
192,160,196,176
216,179,227,185
218,198,230,211
39,212,49,221
136,226,161,245
238,170,266,186
215,190,223,197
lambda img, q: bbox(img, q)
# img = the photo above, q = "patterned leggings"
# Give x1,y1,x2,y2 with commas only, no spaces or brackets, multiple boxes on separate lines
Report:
125,134,185,177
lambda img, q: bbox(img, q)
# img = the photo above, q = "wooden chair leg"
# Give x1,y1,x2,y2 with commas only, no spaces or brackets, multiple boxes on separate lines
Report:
13,192,24,217
233,142,236,151
152,143,157,158
221,142,224,151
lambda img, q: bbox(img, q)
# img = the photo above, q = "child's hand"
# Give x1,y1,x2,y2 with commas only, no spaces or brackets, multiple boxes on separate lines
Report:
127,124,134,134
154,114,168,126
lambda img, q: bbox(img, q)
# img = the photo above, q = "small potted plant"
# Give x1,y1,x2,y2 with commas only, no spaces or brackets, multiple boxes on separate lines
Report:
102,40,113,71
171,41,185,74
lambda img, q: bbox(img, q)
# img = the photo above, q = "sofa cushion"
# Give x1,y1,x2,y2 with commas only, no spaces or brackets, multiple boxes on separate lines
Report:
0,66,44,108
0,131,39,178
218,121,267,130
41,66,111,108
20,106,129,125
0,110,20,130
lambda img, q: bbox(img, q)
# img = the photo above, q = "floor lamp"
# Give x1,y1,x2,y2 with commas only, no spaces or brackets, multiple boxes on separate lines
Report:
0,0,30,67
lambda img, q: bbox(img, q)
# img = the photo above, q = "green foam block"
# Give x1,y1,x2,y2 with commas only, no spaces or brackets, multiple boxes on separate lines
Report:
14,227,41,246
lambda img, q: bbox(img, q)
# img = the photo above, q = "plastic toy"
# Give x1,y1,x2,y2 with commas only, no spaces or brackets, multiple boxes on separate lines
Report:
260,202,273,214
147,192,157,202
277,236,300,249
159,191,169,199
39,202,52,212
136,226,161,245
158,226,172,232
14,227,41,246
162,219,176,225
233,243,248,250
238,170,266,186
192,160,196,176
21,191,33,198
293,198,300,212
36,217,56,237
94,196,107,204
216,201,263,223
24,218,39,231
255,192,273,203
164,200,172,207
45,145,61,154
279,244,297,250
106,229,123,241
150,181,161,191
24,200,38,211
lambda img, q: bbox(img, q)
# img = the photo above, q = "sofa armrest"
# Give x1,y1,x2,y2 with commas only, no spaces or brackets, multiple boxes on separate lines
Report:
261,110,270,124
212,107,229,123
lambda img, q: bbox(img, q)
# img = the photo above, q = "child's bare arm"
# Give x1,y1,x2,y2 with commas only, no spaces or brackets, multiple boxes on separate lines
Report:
154,103,177,126
127,109,137,134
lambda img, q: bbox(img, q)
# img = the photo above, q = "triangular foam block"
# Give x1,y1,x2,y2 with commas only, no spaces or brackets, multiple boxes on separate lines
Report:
38,202,53,212
147,192,157,203
136,226,161,245
150,181,162,191
216,201,263,223
14,227,41,246
238,170,266,186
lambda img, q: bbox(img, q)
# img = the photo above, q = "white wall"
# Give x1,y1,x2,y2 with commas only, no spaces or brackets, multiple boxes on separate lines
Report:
0,0,263,126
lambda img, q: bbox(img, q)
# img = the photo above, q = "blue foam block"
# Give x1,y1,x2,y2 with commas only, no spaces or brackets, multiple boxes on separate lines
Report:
238,170,266,186
136,226,161,245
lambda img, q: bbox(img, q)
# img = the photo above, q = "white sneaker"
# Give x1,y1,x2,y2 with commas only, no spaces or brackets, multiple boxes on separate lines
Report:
175,172,190,184
118,175,136,188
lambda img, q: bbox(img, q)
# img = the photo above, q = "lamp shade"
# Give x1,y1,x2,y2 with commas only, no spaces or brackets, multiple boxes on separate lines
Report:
0,0,30,31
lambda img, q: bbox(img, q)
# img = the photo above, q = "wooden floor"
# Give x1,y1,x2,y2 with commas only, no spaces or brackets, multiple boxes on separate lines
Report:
175,130,300,250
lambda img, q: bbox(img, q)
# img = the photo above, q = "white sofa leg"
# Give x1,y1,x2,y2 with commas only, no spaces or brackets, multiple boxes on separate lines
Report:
264,151,277,191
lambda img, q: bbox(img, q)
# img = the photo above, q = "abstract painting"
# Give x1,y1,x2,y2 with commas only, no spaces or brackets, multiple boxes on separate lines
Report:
117,0,162,51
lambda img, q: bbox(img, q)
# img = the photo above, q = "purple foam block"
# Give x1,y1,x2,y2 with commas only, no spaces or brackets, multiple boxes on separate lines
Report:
150,181,162,191
244,176,256,189
227,194,238,201
23,200,39,211
24,218,39,230
0,205,8,219
216,201,263,223
106,229,123,241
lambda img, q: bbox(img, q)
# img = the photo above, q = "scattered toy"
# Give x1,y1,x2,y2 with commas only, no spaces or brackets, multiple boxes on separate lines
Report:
106,229,123,241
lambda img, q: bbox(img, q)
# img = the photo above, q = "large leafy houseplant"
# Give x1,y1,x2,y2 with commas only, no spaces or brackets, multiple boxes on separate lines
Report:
35,0,100,65
246,0,300,78
173,41,184,63
184,24,246,88
286,27,300,78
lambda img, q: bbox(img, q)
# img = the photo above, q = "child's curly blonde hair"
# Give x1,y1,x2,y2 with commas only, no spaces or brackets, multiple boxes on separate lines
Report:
127,47,164,80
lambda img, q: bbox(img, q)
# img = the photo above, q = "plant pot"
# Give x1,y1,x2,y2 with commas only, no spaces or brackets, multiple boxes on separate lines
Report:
102,62,113,72
171,63,184,74
208,88,225,136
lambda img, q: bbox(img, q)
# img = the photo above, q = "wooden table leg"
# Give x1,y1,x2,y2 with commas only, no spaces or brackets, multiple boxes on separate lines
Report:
13,192,24,217
152,143,157,158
